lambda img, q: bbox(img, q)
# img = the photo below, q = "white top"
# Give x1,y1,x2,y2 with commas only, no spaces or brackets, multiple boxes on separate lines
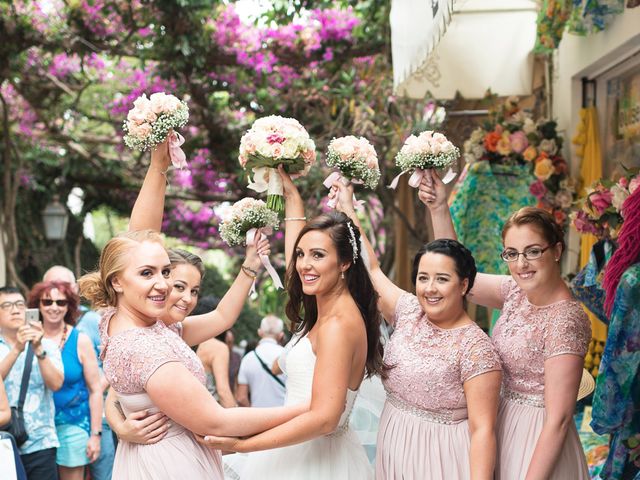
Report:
237,338,286,407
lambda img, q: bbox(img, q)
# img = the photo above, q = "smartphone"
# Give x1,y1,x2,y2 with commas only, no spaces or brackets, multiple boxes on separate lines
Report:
25,308,40,325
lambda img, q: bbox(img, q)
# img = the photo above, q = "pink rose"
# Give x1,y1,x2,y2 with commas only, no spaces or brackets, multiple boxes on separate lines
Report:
271,144,284,158
128,122,152,139
529,180,547,199
589,190,613,215
509,131,529,154
133,94,151,112
127,108,147,125
164,95,181,112
629,176,640,194
149,92,169,114
618,176,629,189
267,133,286,144
572,210,599,235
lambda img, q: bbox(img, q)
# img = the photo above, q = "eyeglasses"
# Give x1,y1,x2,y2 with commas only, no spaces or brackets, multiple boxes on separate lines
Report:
40,299,69,307
0,300,26,311
500,245,552,263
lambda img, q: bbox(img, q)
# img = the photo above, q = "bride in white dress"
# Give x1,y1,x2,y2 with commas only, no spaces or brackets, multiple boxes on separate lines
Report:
202,168,385,479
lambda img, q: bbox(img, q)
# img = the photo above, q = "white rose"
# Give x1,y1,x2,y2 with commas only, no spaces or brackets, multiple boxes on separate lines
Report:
282,139,298,158
611,185,630,210
523,118,536,135
133,94,151,112
149,92,168,114
539,139,557,156
127,108,147,125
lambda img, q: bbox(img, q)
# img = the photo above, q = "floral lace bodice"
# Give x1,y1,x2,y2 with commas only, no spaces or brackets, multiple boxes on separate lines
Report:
492,277,591,396
383,293,501,413
99,309,206,394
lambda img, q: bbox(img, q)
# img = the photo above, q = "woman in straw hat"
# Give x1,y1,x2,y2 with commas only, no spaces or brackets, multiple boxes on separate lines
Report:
330,181,502,480
421,170,590,479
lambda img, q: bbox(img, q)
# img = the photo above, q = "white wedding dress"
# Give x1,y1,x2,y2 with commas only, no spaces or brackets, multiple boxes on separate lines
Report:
224,335,374,480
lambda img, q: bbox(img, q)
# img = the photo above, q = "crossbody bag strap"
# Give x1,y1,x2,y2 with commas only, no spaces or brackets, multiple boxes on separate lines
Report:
17,345,35,411
253,350,285,389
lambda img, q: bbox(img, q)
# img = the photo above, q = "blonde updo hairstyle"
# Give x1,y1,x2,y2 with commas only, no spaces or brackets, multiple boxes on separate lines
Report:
78,230,166,309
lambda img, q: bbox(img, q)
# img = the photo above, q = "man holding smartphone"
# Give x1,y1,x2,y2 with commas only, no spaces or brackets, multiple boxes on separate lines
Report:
0,286,64,480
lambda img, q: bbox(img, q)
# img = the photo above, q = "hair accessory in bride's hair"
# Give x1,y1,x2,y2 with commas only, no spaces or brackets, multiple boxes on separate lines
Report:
346,221,359,263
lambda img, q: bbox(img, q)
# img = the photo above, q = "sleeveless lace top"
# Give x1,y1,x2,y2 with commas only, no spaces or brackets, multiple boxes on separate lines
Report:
383,293,501,414
280,335,357,431
492,277,591,396
99,309,206,394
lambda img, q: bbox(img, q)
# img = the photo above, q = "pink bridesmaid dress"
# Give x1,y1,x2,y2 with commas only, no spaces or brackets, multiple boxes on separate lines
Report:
376,293,502,480
100,311,223,480
492,277,591,480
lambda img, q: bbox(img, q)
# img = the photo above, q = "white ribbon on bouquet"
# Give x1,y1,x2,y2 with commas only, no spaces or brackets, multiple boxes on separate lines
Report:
388,167,457,190
247,167,283,198
245,227,283,296
323,171,365,211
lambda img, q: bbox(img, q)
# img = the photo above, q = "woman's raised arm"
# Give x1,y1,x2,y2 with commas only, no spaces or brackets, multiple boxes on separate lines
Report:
279,166,306,266
331,181,404,325
129,141,170,232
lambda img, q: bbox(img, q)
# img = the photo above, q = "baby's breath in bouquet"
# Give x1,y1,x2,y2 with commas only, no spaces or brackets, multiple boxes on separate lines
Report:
390,131,459,189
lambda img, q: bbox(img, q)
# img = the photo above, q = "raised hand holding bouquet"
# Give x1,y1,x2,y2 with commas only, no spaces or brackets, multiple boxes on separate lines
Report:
239,115,316,213
323,136,380,210
219,197,283,293
123,92,189,169
389,131,459,189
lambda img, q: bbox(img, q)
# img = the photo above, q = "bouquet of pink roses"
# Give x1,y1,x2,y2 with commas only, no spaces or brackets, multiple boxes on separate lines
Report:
123,92,189,169
389,131,459,189
571,172,640,239
239,115,316,213
323,136,380,209
219,197,283,292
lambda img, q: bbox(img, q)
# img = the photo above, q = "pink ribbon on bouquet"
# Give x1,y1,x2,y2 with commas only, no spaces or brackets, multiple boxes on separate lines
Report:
322,171,365,211
245,228,283,296
387,167,457,190
168,131,187,170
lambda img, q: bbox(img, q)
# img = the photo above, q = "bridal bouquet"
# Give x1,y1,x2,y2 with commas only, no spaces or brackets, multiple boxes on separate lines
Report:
239,115,316,213
123,92,189,169
323,136,380,209
219,197,283,292
389,131,459,189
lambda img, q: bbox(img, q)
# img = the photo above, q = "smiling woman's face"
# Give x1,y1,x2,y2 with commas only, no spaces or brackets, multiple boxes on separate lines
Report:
111,241,173,322
39,288,68,327
295,230,346,297
163,263,202,324
502,224,562,294
414,252,467,323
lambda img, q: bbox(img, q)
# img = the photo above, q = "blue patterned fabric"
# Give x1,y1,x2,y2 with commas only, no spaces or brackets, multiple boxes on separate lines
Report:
449,161,537,275
54,328,90,433
591,263,640,479
0,338,62,454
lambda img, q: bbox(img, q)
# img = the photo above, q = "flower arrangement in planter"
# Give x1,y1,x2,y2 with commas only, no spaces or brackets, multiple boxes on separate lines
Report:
462,97,576,226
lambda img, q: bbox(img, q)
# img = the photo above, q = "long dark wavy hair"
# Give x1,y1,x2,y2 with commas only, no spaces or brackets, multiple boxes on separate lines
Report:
285,211,385,378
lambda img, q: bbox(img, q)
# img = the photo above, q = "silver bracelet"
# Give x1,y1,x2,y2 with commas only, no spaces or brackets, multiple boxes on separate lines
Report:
283,216,306,222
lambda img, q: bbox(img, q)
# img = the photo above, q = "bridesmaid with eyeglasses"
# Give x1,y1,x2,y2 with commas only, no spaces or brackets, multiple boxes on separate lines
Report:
420,170,591,480
28,280,103,480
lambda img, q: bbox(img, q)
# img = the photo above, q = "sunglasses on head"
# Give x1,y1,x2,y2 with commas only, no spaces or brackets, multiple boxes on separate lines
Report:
40,299,69,307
